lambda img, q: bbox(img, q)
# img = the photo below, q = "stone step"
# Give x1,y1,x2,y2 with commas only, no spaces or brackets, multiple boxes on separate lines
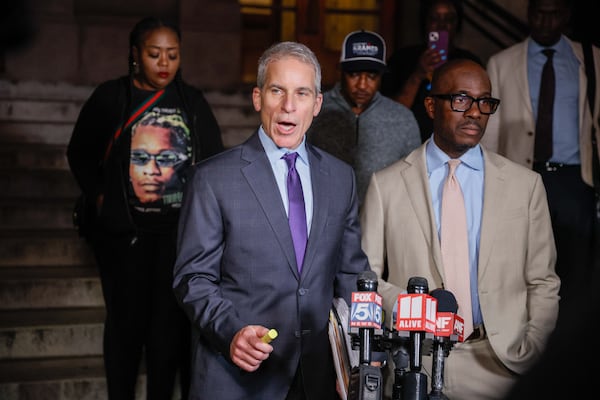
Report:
0,96,259,127
0,197,75,230
0,113,255,148
0,169,78,199
0,308,104,359
0,80,259,148
0,107,256,148
0,356,150,400
0,142,69,171
0,80,94,102
0,98,82,124
0,230,94,267
0,355,105,384
0,121,74,146
0,266,102,310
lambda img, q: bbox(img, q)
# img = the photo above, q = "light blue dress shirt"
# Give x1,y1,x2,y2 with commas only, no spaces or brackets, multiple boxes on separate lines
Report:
528,36,580,165
259,127,313,234
426,140,484,326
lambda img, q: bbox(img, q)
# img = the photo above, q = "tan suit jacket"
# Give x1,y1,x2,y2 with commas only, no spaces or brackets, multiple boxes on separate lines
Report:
482,36,600,186
360,143,560,379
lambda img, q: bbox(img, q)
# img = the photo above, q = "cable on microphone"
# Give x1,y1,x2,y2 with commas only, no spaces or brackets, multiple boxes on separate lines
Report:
429,289,464,400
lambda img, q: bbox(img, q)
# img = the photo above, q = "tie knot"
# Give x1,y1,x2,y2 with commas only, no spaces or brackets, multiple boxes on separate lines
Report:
542,48,555,59
448,159,461,174
283,152,299,170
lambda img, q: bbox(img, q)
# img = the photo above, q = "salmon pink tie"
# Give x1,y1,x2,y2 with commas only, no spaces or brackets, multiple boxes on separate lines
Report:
440,159,473,338
283,152,307,273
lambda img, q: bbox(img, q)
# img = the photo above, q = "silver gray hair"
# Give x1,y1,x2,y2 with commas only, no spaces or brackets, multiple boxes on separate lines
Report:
256,41,322,94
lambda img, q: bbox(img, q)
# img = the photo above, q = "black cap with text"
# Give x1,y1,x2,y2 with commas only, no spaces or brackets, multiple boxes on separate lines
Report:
340,30,387,73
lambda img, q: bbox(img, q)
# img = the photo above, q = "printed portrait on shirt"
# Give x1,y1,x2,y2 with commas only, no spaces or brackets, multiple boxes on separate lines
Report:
128,108,191,211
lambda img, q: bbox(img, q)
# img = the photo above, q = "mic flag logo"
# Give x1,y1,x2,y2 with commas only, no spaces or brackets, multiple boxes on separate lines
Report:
349,292,383,329
396,293,437,334
435,312,465,342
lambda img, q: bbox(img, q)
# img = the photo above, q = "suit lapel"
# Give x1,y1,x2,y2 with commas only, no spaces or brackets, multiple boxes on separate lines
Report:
299,144,328,279
240,134,300,277
517,42,534,119
403,145,445,278
478,149,507,277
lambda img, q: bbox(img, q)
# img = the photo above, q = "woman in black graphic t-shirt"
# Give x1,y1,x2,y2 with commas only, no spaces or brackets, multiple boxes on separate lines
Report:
66,16,224,400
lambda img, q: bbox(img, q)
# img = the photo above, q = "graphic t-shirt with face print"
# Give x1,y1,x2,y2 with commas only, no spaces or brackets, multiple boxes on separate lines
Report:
127,85,192,232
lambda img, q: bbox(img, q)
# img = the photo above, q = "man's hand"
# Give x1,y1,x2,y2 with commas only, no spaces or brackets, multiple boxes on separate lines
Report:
230,325,274,372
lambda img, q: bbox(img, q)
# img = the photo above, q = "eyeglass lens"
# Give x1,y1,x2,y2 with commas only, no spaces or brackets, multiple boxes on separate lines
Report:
130,150,186,167
451,94,498,114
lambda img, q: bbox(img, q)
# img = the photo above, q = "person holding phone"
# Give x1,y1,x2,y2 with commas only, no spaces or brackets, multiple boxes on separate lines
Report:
381,0,482,143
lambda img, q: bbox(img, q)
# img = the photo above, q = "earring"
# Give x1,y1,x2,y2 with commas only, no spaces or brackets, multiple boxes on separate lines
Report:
132,61,139,74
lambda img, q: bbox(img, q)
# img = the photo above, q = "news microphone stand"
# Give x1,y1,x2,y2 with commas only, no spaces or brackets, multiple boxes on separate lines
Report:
390,336,409,400
348,272,384,400
388,277,431,400
428,339,450,400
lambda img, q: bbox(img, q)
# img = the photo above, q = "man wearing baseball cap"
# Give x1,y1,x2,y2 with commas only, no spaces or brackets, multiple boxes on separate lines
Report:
308,30,421,206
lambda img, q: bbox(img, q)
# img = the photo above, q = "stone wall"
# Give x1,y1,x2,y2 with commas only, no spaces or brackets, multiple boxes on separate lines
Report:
1,0,241,91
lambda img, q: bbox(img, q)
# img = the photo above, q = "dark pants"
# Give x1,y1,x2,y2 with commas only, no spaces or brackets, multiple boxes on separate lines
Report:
91,230,191,400
534,164,596,304
285,367,306,400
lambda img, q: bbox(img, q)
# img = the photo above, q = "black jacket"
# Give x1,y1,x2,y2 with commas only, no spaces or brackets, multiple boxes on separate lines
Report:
67,76,224,234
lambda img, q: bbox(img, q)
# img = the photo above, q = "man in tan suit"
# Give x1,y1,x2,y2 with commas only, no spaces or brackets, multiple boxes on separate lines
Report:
481,0,600,301
360,59,560,399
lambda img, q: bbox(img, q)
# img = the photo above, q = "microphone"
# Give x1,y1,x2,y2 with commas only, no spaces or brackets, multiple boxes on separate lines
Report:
349,270,383,364
399,277,436,371
348,270,384,400
389,297,410,400
431,289,464,343
429,289,463,400
392,277,436,400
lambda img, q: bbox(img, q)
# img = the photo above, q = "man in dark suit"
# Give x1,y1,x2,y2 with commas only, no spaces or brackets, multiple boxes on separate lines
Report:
173,41,371,400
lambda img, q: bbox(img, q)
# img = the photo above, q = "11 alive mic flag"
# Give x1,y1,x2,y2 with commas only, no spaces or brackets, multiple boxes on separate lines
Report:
396,293,437,334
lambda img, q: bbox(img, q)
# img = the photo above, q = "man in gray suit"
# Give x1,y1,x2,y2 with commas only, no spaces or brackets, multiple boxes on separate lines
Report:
173,41,371,400
360,59,560,399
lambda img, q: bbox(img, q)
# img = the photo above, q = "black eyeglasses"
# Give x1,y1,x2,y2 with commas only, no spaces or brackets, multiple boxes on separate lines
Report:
430,93,500,115
130,149,188,167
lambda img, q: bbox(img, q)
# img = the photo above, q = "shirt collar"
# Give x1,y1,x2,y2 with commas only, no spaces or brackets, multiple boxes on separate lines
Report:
258,126,309,166
528,34,568,56
426,138,484,174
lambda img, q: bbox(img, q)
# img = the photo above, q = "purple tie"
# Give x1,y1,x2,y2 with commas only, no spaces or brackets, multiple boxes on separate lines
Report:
283,152,307,272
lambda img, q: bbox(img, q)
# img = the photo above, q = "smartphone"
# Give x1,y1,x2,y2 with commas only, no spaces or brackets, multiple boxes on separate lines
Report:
428,30,449,69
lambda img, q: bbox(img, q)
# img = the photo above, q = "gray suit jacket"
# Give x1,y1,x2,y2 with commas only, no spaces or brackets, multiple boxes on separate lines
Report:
173,132,370,400
360,142,560,375
482,36,600,186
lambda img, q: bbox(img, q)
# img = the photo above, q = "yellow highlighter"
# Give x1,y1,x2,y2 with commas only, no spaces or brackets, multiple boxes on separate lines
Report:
261,328,278,344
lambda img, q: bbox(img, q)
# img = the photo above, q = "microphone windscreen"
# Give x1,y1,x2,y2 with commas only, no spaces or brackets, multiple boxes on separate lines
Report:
407,276,429,293
430,289,458,313
358,270,378,281
357,270,378,292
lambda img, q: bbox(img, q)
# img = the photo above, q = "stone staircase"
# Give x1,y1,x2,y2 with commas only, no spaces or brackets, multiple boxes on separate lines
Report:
0,80,258,400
